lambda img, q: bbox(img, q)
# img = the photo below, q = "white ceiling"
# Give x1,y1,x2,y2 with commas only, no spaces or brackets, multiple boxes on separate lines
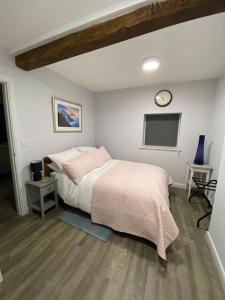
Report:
0,0,151,52
0,1,225,92
48,13,225,92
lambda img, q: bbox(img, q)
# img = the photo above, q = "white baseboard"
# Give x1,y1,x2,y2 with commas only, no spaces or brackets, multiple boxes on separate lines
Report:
205,231,225,293
0,270,3,284
172,182,186,189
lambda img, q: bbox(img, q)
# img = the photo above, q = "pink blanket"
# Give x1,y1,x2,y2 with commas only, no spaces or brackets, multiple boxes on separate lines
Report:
91,161,179,260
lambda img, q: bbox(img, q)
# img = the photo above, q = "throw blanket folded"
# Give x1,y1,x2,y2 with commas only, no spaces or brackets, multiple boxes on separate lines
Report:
91,161,179,260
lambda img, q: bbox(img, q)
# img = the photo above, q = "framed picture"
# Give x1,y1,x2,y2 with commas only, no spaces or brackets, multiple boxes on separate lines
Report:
52,97,82,132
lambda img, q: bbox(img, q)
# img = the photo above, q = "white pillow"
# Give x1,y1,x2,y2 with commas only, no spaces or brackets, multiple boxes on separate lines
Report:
47,163,59,172
77,146,97,153
48,148,82,169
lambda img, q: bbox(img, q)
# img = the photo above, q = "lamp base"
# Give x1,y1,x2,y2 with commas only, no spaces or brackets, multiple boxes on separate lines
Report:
33,171,42,181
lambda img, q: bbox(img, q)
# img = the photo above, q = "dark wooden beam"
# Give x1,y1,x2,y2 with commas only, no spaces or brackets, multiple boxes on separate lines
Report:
15,0,225,70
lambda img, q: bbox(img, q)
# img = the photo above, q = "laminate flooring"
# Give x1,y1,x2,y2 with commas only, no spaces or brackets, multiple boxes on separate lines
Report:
0,186,224,300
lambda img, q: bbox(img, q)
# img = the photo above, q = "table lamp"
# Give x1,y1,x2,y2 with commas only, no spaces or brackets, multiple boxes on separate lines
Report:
30,160,43,181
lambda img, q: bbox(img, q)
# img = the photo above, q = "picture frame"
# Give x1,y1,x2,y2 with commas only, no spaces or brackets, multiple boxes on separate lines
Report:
52,97,82,132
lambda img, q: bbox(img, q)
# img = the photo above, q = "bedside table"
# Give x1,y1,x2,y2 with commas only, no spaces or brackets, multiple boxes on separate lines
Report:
26,177,58,218
185,161,213,198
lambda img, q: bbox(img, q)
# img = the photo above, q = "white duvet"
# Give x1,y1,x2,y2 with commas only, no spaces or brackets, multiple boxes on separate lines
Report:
51,159,119,213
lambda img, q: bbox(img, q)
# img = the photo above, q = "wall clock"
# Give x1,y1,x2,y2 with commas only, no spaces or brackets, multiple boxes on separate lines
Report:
155,90,173,107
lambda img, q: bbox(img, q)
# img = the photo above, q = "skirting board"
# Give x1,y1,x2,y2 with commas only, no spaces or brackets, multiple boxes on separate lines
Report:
172,182,186,189
205,231,225,293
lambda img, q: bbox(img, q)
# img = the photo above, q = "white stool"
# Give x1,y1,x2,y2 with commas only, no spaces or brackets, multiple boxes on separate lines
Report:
185,161,213,198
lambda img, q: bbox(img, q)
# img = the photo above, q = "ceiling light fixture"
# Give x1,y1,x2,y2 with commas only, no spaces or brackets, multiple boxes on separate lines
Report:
142,57,160,71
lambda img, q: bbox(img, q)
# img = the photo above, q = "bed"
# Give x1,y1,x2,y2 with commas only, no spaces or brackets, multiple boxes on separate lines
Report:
44,155,179,260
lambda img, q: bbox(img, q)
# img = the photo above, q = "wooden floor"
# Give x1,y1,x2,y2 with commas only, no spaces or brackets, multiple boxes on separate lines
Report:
0,182,224,300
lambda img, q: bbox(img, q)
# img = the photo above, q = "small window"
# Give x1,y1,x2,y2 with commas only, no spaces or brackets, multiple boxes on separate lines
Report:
143,113,181,149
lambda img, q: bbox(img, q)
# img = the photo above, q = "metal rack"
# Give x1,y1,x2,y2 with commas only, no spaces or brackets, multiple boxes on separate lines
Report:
189,177,217,227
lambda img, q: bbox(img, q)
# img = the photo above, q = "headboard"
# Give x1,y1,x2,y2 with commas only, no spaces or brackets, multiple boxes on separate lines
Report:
43,156,53,177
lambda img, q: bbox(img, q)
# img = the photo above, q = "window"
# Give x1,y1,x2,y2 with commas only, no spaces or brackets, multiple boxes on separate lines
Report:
143,113,181,149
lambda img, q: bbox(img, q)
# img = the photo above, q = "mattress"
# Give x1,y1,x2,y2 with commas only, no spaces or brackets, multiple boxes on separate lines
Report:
51,159,119,213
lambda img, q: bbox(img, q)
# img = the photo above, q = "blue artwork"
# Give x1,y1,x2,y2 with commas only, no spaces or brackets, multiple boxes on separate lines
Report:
53,97,82,132
57,104,80,128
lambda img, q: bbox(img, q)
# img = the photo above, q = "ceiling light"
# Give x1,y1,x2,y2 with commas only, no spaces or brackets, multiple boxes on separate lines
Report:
142,57,160,71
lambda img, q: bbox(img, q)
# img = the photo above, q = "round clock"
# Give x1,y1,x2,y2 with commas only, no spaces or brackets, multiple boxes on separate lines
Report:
155,90,172,107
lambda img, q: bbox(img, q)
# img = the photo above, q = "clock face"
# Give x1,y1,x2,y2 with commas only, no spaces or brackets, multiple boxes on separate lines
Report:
155,90,172,107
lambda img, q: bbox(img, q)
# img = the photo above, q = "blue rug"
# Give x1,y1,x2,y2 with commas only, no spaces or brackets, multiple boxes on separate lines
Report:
57,209,113,242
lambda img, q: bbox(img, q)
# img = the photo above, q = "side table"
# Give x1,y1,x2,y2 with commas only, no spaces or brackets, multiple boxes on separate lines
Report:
26,176,58,218
185,161,213,198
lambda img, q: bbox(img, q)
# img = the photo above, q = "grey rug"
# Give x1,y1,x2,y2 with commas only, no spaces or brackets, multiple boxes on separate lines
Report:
57,209,113,242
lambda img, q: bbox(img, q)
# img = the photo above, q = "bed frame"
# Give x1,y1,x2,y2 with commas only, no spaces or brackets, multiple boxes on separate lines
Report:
43,157,53,177
43,156,69,208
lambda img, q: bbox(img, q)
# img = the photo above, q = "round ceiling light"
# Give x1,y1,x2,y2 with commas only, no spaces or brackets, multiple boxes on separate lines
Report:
142,57,160,71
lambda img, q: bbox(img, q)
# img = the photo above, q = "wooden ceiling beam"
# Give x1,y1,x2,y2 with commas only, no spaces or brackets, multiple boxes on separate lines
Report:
15,0,225,71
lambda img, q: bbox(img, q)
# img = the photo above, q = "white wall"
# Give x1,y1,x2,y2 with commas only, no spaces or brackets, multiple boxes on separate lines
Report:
0,47,95,214
208,136,225,284
208,73,225,284
95,80,215,185
208,74,225,178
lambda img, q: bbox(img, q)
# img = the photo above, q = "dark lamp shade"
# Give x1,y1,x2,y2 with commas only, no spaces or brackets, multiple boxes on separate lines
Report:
30,160,42,172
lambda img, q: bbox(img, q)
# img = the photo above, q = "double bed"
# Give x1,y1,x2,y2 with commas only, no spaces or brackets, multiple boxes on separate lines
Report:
44,149,179,260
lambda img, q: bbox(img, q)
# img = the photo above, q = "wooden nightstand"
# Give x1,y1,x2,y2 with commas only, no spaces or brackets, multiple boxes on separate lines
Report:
26,177,58,218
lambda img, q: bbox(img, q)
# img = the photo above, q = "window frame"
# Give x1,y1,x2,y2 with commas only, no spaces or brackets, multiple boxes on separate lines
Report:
141,112,182,151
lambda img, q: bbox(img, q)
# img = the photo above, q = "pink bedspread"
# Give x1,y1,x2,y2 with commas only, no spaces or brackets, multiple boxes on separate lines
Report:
91,161,179,260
